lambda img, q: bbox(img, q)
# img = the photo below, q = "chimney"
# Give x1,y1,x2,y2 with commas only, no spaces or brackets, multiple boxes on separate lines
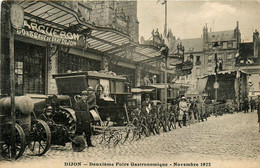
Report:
253,29,259,58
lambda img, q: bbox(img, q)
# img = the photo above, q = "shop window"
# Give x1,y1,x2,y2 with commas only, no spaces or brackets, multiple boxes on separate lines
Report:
15,61,23,95
15,42,45,95
58,52,100,73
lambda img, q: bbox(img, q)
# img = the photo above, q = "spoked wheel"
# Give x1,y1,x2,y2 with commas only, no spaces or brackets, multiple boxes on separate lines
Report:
154,118,160,134
29,119,51,156
72,136,86,152
166,116,172,131
103,128,121,148
121,124,135,145
140,124,150,138
0,123,26,160
53,108,77,134
168,115,175,130
160,118,168,132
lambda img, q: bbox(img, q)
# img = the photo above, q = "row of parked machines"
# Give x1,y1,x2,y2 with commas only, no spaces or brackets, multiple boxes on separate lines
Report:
0,71,133,160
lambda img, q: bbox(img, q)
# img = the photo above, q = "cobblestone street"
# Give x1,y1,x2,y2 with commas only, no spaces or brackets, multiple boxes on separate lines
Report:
2,111,260,168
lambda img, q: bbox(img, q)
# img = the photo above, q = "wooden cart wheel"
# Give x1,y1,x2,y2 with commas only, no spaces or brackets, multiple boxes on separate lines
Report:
29,119,51,156
72,136,86,152
0,123,26,160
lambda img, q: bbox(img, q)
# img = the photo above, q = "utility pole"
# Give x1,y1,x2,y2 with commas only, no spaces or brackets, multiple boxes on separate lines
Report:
163,0,168,107
164,0,167,36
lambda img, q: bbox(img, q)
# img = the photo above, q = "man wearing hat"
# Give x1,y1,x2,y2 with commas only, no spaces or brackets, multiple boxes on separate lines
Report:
75,89,94,147
179,96,188,126
86,86,97,110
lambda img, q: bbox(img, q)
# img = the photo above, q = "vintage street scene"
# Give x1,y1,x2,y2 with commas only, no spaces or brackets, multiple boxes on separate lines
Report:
0,0,260,168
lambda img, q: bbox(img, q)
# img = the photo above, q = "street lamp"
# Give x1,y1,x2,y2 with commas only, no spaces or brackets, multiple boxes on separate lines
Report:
177,42,185,58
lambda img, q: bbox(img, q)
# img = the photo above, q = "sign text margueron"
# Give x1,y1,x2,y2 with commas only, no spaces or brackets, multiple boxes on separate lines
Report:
16,20,80,46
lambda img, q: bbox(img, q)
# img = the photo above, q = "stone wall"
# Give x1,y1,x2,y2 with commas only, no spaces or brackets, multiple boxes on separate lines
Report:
89,1,139,42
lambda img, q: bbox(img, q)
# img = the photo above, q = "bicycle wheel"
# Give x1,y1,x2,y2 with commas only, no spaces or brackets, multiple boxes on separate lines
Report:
121,125,135,144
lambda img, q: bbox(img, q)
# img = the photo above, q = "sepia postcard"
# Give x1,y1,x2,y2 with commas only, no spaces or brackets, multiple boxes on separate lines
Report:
0,0,260,168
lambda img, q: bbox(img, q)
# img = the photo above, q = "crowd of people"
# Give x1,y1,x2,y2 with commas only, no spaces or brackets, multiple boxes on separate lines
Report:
140,94,208,131
74,88,260,149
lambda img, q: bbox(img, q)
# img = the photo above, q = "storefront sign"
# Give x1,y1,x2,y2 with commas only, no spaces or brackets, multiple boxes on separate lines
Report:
10,4,24,29
16,20,80,46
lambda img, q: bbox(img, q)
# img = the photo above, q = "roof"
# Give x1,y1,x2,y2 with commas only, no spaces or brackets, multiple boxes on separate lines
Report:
208,30,236,42
17,1,161,64
173,38,203,53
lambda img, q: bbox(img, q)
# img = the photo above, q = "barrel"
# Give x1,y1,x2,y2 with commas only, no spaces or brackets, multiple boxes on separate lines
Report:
0,96,34,115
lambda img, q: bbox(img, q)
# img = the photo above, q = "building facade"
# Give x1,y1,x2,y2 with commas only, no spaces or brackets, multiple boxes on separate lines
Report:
237,30,260,98
0,1,161,97
168,22,251,105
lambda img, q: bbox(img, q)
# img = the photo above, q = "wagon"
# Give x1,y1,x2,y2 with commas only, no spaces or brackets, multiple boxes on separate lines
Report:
49,71,135,147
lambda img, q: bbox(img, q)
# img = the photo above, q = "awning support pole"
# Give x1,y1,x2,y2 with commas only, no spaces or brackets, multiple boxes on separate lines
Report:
8,2,17,160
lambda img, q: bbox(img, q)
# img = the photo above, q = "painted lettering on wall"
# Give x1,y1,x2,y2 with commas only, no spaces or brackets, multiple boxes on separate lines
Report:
16,20,80,46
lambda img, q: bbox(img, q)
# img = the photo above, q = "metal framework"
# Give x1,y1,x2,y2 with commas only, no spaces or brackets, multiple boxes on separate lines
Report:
18,1,162,65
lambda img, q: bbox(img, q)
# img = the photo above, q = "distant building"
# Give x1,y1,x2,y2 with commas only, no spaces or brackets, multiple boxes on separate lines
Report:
169,22,251,107
237,30,260,98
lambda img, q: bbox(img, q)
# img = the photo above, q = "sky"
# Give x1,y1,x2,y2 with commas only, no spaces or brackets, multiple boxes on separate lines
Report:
137,0,260,42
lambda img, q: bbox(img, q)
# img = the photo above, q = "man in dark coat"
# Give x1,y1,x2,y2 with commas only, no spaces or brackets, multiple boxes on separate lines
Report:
243,98,249,113
75,90,94,147
250,97,255,112
257,96,260,132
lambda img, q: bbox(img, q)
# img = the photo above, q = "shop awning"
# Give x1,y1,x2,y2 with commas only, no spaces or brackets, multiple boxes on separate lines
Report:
18,1,161,64
131,88,155,93
150,83,181,89
208,70,236,75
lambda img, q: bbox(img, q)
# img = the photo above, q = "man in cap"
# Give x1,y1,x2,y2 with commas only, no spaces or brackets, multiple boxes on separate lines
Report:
86,86,97,110
75,89,94,147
